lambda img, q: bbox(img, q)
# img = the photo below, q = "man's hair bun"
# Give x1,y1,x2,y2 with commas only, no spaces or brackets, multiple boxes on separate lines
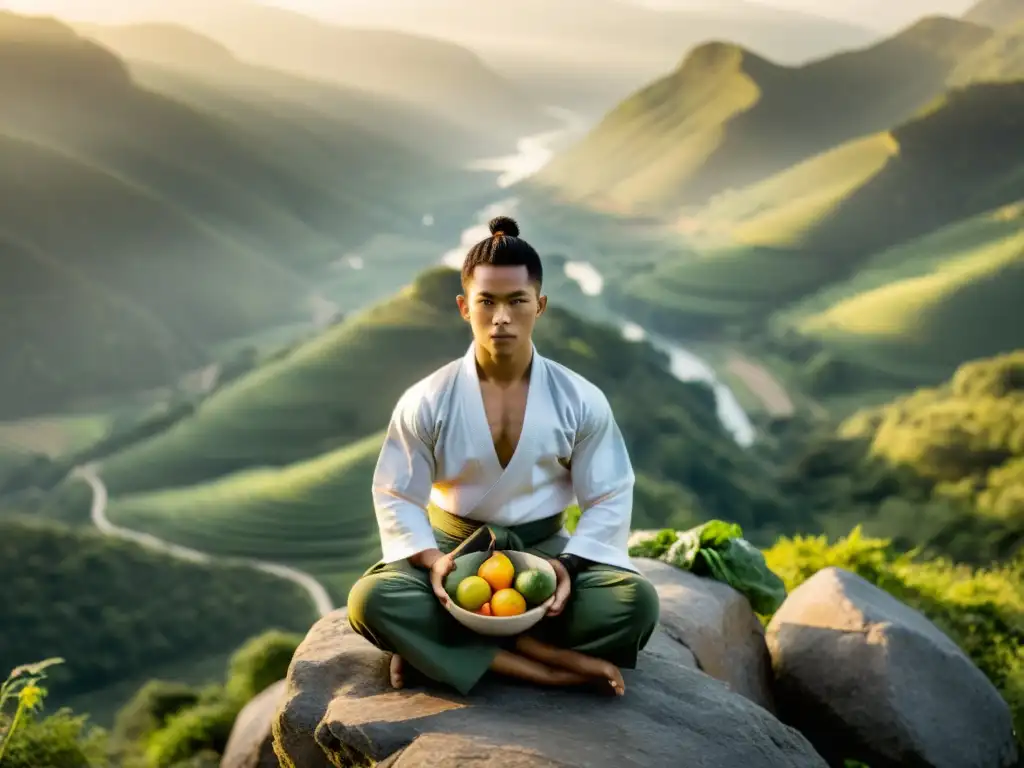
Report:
488,215,520,238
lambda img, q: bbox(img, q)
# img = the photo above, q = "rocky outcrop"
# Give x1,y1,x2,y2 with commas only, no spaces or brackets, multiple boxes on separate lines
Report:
634,557,775,711
220,679,285,768
273,577,825,768
376,734,581,767
766,566,1019,768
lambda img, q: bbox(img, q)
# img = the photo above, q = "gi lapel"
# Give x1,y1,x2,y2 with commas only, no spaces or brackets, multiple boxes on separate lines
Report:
458,343,545,518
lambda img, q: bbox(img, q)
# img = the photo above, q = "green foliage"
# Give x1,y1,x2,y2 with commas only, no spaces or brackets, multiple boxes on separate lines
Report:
1,657,64,760
630,521,788,614
0,516,316,702
627,529,680,559
773,351,1024,564
0,710,110,768
1,658,109,768
109,630,299,768
1,629,298,768
111,681,201,746
762,527,1024,736
223,630,302,705
143,700,237,768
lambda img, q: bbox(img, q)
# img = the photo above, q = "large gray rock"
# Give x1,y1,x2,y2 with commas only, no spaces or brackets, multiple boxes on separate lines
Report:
220,680,285,768
766,566,1019,768
635,557,775,711
274,607,826,768
377,734,573,767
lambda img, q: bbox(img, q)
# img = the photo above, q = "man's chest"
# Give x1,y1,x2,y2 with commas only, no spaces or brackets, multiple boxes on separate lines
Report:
479,382,528,469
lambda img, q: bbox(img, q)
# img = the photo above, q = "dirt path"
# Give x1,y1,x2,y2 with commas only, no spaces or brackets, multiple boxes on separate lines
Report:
72,463,335,618
724,354,796,418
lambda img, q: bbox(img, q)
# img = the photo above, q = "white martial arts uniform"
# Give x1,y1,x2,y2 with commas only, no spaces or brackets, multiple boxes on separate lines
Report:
371,343,638,572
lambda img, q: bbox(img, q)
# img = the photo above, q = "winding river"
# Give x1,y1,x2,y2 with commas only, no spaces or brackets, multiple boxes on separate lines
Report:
441,108,757,447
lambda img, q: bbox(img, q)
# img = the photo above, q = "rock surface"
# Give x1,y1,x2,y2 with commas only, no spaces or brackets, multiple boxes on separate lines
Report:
635,557,776,711
274,605,827,768
377,734,575,767
766,566,1019,768
220,679,285,768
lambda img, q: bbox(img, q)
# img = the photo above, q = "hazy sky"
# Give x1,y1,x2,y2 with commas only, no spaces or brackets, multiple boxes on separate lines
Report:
0,0,981,30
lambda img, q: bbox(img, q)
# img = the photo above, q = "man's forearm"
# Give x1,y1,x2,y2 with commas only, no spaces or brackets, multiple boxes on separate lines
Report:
409,548,444,569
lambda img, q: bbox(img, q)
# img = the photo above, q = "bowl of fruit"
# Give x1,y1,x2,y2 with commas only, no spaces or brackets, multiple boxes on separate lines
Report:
442,550,558,636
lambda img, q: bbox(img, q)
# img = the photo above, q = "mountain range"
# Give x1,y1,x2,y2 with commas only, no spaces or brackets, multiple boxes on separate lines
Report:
2,0,1023,743
532,16,994,212
7,0,885,118
520,3,1024,403
964,0,1024,27
6,0,558,149
0,10,489,420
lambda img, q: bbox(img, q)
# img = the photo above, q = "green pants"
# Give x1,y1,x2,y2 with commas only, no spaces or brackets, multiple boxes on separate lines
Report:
347,506,659,695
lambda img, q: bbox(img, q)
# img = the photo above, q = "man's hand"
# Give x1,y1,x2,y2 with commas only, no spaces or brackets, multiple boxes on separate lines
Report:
546,557,572,616
410,548,455,606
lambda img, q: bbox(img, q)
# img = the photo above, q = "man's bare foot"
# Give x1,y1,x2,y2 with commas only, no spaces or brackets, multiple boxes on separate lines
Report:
515,637,626,696
489,650,592,688
389,654,404,689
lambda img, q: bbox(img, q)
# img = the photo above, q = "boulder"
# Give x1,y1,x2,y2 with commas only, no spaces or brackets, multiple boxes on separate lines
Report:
377,734,575,767
634,557,775,711
220,679,285,768
274,607,827,768
766,566,1019,768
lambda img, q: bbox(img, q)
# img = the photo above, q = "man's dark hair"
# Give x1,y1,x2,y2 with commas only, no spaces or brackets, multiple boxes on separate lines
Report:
461,216,543,289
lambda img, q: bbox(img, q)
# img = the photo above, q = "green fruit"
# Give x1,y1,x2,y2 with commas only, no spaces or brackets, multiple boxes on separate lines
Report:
443,552,488,599
514,569,556,606
455,576,492,611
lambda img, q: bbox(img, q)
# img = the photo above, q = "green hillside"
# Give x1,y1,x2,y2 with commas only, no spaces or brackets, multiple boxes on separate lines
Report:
0,12,457,419
771,203,1024,390
75,21,493,164
775,350,1024,564
531,17,992,213
106,434,386,602
115,0,555,154
608,81,1024,344
964,0,1024,28
950,20,1024,85
313,0,877,116
0,515,316,707
0,231,200,420
35,268,786,596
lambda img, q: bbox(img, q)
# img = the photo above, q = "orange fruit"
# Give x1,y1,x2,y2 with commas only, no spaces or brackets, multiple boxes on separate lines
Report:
477,553,515,591
476,603,492,616
490,588,527,617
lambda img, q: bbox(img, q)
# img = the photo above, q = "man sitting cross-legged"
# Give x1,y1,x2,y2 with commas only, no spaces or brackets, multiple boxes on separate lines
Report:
347,216,659,696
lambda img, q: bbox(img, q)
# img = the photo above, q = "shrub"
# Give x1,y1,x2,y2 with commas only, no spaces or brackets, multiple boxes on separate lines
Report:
224,630,303,704
143,701,237,768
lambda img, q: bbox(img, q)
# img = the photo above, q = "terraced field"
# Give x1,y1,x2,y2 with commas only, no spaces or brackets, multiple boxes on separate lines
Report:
0,413,112,458
105,434,385,601
773,203,1024,383
610,81,1024,343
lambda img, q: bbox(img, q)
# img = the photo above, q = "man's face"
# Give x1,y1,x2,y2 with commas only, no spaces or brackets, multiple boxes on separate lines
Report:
457,264,547,357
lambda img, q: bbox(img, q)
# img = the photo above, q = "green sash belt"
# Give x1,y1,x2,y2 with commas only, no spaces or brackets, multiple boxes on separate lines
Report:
427,503,566,557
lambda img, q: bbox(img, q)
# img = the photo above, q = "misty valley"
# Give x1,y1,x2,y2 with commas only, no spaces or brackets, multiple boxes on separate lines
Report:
0,1,1022,767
